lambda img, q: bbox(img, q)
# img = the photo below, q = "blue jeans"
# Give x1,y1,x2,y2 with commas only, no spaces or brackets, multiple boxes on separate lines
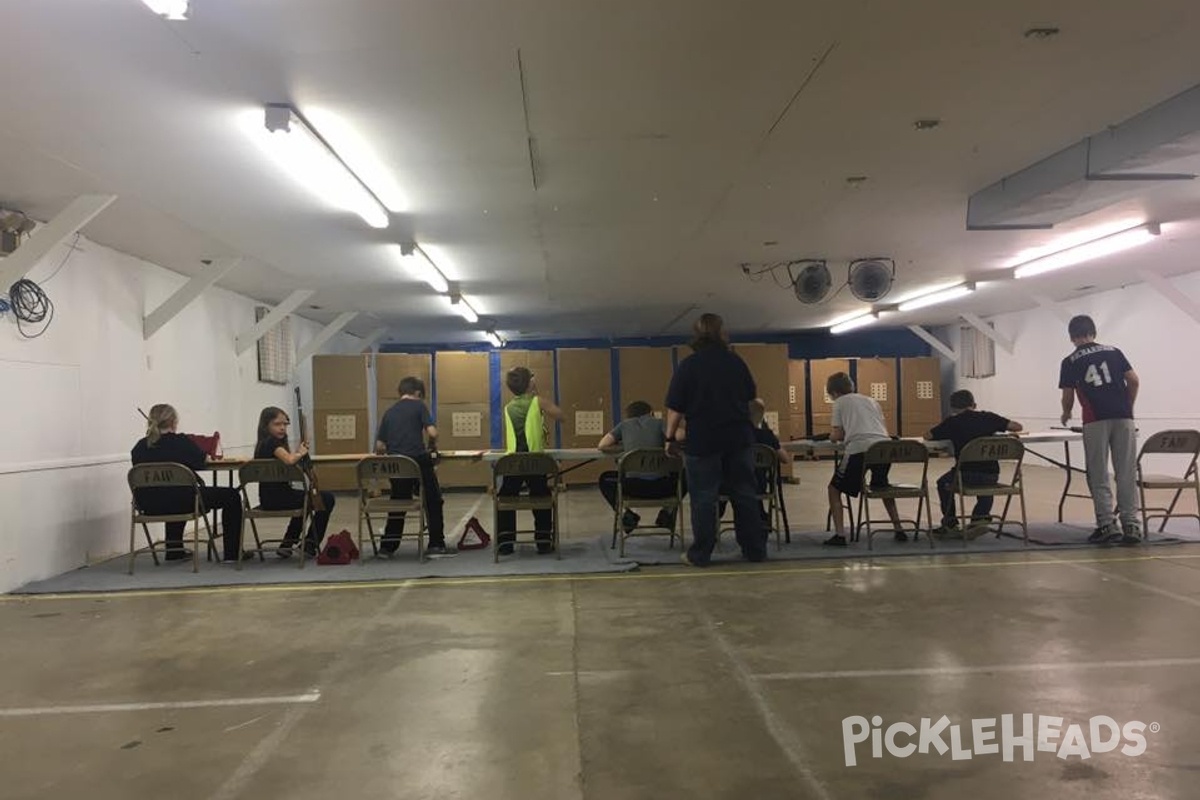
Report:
685,446,767,564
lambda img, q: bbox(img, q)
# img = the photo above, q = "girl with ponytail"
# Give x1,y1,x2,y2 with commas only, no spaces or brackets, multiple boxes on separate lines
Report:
131,404,244,563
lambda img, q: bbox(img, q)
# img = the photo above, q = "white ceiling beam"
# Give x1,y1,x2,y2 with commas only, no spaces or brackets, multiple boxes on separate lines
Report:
234,289,315,355
294,312,359,365
0,194,116,289
1138,270,1200,326
1026,293,1072,325
143,258,242,339
906,325,958,361
356,327,389,353
960,312,1014,355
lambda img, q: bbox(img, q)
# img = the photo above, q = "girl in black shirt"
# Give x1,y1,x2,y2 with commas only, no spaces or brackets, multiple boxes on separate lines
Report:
253,406,335,558
130,404,244,562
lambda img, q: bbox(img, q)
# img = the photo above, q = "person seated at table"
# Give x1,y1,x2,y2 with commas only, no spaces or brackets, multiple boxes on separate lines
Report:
598,401,685,532
130,403,244,562
823,372,905,546
375,376,447,556
926,390,1022,536
750,398,790,480
720,399,789,523
254,406,335,559
498,367,564,555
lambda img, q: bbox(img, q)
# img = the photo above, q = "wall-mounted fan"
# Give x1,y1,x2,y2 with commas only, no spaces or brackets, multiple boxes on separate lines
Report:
848,258,895,302
793,260,832,304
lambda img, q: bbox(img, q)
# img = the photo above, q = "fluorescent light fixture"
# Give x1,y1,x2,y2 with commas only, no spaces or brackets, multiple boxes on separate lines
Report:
826,309,872,328
302,108,408,212
142,0,189,19
892,280,964,306
254,104,389,229
418,243,459,281
390,244,448,293
898,282,976,312
1005,217,1144,267
449,295,479,324
1012,223,1160,279
485,331,504,348
830,313,878,334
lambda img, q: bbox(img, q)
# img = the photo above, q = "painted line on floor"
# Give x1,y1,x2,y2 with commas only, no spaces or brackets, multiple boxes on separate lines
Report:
686,580,833,800
1062,559,1200,609
206,583,414,800
755,657,1200,681
8,550,1200,603
0,693,321,718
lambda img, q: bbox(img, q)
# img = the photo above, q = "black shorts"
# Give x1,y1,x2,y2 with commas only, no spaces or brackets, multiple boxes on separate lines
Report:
829,453,891,498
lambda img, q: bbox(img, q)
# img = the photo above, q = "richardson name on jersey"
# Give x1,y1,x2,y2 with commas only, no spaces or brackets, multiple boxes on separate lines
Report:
841,714,1151,767
1068,343,1115,362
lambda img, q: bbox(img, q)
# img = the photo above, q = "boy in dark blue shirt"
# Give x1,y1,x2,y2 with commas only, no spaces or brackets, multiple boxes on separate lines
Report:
749,398,788,493
1059,315,1141,544
927,390,1022,535
375,377,447,555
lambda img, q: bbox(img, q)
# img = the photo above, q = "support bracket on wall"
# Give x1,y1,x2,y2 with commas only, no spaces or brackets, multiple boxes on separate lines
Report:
0,194,117,289
1026,293,1073,325
235,289,315,355
143,258,242,339
356,327,389,353
1138,270,1200,325
294,312,359,365
906,325,958,361
959,313,1013,355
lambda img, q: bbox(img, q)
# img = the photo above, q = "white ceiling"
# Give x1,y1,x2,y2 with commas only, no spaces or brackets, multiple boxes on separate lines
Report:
4,0,1200,344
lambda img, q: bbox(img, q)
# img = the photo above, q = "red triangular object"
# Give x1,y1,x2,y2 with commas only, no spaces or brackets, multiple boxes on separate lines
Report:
456,516,491,550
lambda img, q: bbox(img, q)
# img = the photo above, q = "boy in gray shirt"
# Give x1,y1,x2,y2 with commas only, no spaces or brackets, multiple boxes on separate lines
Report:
598,401,683,532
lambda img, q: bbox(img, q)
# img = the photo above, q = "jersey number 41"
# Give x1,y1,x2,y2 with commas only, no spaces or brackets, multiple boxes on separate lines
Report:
1084,362,1113,387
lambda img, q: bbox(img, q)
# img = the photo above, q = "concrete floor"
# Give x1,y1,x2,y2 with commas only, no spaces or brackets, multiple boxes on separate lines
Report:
3,462,1200,798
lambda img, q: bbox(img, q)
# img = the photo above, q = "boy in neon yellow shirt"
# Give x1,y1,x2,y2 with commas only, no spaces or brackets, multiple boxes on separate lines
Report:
499,367,564,554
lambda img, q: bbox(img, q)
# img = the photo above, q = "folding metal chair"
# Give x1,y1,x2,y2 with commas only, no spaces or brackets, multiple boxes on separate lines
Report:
857,440,933,550
611,448,685,557
356,456,427,561
127,462,212,574
492,453,561,562
1137,429,1200,535
952,436,1028,548
237,459,311,570
718,444,784,551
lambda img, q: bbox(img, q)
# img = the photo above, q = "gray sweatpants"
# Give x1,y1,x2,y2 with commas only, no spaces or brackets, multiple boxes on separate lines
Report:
1083,418,1139,528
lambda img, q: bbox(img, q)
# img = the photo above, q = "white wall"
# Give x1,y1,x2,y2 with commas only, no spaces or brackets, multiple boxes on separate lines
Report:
0,236,357,592
944,271,1200,468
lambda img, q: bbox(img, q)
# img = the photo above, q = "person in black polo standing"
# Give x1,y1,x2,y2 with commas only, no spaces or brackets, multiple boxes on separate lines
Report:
665,313,767,566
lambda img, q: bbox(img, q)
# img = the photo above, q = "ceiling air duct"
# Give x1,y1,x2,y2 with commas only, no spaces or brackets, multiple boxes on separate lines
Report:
967,83,1200,230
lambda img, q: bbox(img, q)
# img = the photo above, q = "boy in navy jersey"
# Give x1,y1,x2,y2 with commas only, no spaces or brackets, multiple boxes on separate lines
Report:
1059,315,1141,544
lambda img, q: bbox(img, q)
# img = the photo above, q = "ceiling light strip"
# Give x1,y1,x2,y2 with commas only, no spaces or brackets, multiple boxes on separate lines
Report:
829,313,879,335
261,104,389,229
897,282,976,312
1012,223,1161,279
449,294,479,324
142,0,189,19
